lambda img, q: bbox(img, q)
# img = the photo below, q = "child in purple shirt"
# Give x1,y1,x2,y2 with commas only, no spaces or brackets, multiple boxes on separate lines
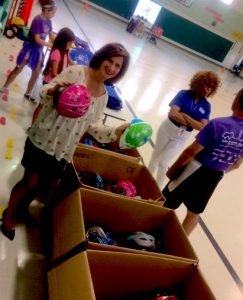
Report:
162,88,243,235
0,0,57,103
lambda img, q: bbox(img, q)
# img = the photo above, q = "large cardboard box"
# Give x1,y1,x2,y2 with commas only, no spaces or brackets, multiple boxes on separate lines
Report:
48,251,95,300
78,142,144,163
73,146,162,201
48,250,216,300
53,188,198,263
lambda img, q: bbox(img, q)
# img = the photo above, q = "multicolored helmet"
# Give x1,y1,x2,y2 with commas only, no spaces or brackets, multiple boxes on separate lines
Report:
86,226,117,245
117,180,137,197
55,84,91,118
119,119,153,149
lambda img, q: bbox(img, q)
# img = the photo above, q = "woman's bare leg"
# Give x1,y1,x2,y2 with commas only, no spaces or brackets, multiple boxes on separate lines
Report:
182,209,200,236
3,170,41,231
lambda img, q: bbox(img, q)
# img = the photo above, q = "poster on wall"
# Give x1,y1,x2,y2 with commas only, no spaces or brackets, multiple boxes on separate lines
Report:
173,0,193,8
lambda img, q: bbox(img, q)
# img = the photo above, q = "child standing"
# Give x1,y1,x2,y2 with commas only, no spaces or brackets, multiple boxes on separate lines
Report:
0,0,57,103
32,27,75,122
42,27,75,84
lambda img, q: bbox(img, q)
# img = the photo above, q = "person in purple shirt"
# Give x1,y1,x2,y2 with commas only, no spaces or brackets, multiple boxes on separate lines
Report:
0,0,57,103
148,71,220,189
162,88,243,235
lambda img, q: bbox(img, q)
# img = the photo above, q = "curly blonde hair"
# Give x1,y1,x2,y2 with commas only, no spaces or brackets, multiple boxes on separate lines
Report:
189,71,221,97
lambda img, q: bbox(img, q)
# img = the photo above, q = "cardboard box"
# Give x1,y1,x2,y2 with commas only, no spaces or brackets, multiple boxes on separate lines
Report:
53,188,198,263
73,146,162,201
48,250,216,300
53,189,84,260
48,251,95,300
77,143,143,163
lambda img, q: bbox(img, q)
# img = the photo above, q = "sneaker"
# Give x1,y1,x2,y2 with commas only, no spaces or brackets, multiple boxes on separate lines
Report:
24,93,37,104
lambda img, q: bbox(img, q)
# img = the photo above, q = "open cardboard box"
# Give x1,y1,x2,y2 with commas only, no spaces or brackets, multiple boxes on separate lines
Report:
73,145,162,201
77,142,144,164
53,188,198,263
48,250,216,300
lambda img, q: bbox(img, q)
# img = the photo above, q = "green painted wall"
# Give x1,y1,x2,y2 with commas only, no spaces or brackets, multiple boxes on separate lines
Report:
155,0,243,40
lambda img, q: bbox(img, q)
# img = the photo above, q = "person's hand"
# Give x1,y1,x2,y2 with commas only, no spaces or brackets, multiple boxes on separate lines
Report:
47,41,53,48
166,166,175,179
115,122,130,140
47,82,71,96
166,165,186,180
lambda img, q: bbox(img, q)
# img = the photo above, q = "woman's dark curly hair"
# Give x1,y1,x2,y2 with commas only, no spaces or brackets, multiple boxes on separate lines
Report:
89,43,130,84
189,71,221,97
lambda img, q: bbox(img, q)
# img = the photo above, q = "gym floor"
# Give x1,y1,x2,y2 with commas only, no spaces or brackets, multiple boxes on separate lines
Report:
0,0,242,299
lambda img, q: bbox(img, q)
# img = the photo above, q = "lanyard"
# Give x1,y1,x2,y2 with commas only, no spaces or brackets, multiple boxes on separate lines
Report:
190,99,200,114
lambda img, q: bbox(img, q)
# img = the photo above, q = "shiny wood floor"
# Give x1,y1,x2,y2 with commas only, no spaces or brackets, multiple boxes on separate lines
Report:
0,0,242,299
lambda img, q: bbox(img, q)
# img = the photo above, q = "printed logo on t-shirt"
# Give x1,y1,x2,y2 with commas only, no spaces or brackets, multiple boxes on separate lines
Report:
199,107,205,114
43,24,50,33
212,130,243,165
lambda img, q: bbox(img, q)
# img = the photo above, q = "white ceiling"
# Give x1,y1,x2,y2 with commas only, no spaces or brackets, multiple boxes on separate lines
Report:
230,0,243,14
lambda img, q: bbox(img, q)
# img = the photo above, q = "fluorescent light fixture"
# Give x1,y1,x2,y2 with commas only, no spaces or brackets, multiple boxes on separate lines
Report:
220,0,233,5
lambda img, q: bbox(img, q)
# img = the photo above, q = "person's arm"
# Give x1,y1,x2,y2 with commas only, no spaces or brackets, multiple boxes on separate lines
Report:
32,103,44,124
67,53,75,66
225,158,243,173
40,65,81,102
166,141,204,179
167,120,216,179
168,105,190,126
49,31,56,43
50,60,58,77
182,114,208,130
49,49,61,78
34,33,52,47
87,122,130,144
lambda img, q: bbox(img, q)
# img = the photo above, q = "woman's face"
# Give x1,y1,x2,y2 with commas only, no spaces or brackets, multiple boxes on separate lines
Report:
197,84,213,97
100,56,124,81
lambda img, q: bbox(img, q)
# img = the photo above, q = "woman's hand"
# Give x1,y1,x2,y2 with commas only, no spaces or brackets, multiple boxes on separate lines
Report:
166,166,175,179
47,82,71,96
115,122,130,140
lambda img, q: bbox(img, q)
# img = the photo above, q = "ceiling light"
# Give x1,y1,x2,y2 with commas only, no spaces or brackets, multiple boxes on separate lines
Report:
220,0,233,5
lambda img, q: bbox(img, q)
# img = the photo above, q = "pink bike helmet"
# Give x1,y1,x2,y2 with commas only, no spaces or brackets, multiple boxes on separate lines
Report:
56,84,91,118
117,180,137,197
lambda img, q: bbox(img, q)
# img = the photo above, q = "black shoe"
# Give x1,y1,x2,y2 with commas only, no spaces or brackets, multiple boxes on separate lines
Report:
0,209,15,241
24,93,37,104
1,223,15,240
17,212,37,227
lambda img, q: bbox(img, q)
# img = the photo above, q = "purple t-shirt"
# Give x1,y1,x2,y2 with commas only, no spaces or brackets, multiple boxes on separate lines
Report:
28,15,52,47
195,116,243,171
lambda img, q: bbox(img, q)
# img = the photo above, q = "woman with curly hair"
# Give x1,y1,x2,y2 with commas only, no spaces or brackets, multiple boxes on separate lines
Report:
148,70,221,189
